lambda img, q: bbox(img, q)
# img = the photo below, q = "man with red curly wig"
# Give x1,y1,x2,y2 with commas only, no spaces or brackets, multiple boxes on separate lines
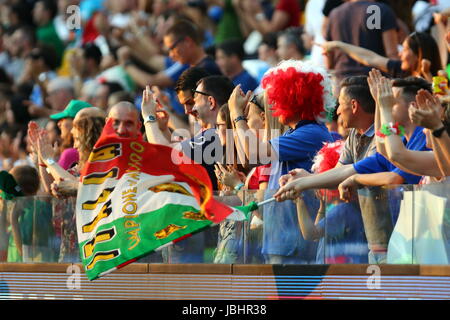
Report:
228,60,334,264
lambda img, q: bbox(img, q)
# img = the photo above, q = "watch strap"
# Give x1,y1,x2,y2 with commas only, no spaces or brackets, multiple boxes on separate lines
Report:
432,126,446,138
233,115,247,124
144,114,157,124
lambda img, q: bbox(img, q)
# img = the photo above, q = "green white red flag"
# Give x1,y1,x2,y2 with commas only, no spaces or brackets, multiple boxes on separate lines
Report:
76,119,242,280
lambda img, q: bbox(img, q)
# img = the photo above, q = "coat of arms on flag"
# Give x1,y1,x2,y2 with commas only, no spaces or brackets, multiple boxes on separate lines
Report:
75,119,249,280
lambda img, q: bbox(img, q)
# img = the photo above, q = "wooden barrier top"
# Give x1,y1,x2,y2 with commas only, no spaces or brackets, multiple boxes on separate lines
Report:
1,263,450,276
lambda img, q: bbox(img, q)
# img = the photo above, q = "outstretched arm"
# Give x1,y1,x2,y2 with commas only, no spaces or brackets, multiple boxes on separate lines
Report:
320,41,390,73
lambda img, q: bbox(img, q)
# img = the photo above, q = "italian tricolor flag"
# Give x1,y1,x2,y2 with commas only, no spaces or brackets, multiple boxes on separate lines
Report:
76,119,253,280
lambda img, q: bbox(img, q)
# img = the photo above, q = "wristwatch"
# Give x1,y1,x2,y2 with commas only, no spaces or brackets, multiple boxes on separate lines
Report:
144,114,157,124
233,115,247,124
45,158,56,166
432,125,446,138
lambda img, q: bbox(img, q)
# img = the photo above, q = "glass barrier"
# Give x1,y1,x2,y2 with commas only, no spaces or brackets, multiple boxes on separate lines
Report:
1,183,449,265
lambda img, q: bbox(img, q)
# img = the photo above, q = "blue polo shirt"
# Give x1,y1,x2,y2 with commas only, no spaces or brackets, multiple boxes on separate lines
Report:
268,120,333,189
353,126,429,184
262,120,333,259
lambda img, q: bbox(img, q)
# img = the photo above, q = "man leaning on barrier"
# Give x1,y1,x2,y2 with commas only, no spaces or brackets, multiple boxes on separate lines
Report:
275,72,433,264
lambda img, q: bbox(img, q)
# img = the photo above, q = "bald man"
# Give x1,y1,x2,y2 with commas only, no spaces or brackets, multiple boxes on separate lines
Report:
107,101,142,138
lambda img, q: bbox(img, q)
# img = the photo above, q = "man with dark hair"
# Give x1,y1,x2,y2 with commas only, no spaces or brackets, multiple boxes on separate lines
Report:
216,39,258,93
174,67,210,119
275,74,433,264
163,19,222,77
141,76,235,263
121,19,221,91
33,0,65,67
338,75,376,165
276,27,306,61
143,75,235,189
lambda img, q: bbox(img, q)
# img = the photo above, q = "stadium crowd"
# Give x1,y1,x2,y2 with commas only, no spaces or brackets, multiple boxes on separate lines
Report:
0,0,449,265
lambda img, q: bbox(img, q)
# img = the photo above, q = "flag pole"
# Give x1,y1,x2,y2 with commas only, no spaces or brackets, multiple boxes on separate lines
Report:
257,197,276,207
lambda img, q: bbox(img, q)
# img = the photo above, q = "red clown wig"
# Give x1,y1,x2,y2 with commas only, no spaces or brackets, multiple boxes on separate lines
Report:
261,60,335,124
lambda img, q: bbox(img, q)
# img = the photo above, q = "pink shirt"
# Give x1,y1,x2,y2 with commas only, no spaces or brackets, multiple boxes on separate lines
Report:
58,148,79,170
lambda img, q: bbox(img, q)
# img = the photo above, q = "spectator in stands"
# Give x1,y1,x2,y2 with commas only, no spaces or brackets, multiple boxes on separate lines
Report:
321,31,443,81
295,140,369,264
33,0,65,67
142,76,235,263
28,100,92,196
8,165,55,263
276,27,306,61
0,25,36,84
45,77,75,113
370,68,450,179
229,60,334,264
107,101,142,139
324,0,399,92
275,76,433,264
120,19,221,90
92,81,124,111
174,67,208,118
215,39,258,93
258,32,279,68
235,0,301,35
31,107,106,198
69,43,103,97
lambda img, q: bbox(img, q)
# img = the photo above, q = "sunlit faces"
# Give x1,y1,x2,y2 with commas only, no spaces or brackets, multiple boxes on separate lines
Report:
337,87,354,129
163,34,188,64
245,95,265,136
276,35,293,61
57,117,74,143
192,82,213,127
215,49,234,77
399,39,419,73
108,106,141,138
177,89,198,118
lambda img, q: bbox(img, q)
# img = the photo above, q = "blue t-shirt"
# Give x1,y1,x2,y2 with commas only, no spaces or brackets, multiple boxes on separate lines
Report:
232,70,259,93
262,121,333,258
353,126,429,184
316,201,369,264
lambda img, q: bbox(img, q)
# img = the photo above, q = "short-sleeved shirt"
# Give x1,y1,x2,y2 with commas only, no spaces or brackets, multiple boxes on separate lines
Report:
269,120,333,189
325,1,397,80
276,0,300,28
165,55,222,83
232,69,259,93
386,59,410,78
353,126,429,184
179,128,222,190
58,148,79,170
316,201,369,264
339,125,376,165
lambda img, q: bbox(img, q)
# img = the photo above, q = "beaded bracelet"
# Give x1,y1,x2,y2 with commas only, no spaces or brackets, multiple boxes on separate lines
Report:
375,122,405,139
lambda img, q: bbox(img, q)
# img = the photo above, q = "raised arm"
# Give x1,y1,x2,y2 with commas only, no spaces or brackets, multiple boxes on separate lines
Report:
228,85,275,168
371,71,443,177
321,41,390,73
410,89,450,177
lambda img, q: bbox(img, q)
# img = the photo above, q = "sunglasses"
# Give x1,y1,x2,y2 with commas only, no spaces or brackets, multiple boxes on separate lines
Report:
167,37,185,52
250,94,264,111
193,89,211,98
